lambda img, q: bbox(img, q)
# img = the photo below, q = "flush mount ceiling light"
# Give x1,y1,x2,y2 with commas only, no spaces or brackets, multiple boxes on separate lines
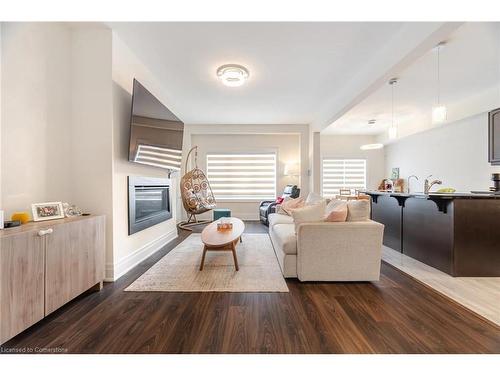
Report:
216,64,249,87
432,42,447,124
388,78,398,140
360,143,384,150
368,119,376,125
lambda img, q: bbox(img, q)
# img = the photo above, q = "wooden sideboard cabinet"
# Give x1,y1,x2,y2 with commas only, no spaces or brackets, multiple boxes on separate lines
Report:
0,215,105,344
0,231,45,345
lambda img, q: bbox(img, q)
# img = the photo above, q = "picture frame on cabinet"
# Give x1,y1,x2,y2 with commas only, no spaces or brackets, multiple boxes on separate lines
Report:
31,202,65,222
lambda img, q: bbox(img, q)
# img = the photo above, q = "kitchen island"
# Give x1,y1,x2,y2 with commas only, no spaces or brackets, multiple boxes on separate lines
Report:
363,190,500,277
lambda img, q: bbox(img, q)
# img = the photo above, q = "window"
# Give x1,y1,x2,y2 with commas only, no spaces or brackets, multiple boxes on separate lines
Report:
206,153,277,200
322,158,367,197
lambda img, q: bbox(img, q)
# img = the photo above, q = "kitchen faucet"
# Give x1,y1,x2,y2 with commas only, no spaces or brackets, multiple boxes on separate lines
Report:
424,175,442,194
407,175,418,193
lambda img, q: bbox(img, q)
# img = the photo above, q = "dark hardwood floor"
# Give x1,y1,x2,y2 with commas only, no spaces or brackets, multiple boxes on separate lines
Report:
2,221,499,354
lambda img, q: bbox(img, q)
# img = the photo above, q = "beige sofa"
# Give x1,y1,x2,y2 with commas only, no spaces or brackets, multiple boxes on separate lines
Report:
268,213,384,281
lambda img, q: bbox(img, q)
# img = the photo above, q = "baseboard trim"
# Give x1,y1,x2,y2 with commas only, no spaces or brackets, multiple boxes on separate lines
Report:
104,228,178,282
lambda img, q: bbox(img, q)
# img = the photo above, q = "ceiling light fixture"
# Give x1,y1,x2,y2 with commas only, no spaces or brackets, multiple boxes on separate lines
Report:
360,143,384,151
432,42,447,124
368,119,376,125
216,64,249,87
388,78,398,140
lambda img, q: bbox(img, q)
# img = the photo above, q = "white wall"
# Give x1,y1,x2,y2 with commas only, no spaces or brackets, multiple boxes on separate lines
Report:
311,131,321,193
184,124,309,221
111,33,178,280
191,132,301,220
320,135,385,193
70,27,114,274
1,23,117,268
385,112,500,193
1,23,73,217
0,23,3,209
0,24,177,282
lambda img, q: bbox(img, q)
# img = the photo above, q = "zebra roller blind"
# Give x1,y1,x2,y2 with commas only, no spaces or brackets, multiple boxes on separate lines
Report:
322,158,367,197
206,153,277,200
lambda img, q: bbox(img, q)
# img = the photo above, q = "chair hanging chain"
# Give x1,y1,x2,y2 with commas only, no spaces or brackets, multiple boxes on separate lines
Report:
184,146,199,171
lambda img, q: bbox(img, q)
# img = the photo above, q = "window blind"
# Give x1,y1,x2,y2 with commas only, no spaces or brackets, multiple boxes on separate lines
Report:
206,153,277,200
322,158,367,197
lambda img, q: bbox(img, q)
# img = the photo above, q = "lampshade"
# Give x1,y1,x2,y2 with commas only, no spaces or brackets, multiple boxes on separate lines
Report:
432,105,447,124
388,126,398,139
284,162,299,176
360,143,384,150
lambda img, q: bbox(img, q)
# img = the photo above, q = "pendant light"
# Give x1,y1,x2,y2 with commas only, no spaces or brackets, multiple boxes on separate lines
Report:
432,42,447,124
388,78,398,139
360,143,384,150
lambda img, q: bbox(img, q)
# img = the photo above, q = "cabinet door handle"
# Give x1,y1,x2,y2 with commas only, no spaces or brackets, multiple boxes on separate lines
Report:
38,228,53,236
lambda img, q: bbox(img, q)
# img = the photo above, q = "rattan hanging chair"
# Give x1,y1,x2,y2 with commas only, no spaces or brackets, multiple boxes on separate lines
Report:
178,146,217,231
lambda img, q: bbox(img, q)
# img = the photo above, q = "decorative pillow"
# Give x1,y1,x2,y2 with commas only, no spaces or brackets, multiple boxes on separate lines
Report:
346,199,371,222
305,192,325,206
275,196,285,204
324,199,348,222
279,197,305,216
291,201,326,232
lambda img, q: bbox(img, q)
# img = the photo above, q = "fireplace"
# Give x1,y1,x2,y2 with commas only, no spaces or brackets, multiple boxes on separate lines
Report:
128,176,172,235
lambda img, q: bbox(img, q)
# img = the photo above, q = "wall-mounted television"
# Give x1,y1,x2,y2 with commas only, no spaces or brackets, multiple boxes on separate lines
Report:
128,79,184,172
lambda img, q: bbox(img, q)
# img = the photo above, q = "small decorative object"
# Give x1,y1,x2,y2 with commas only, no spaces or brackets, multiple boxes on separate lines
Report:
217,218,233,231
31,202,65,222
4,220,21,228
11,212,30,224
437,188,456,193
384,179,394,192
62,202,83,217
491,173,500,192
391,167,400,180
393,179,405,193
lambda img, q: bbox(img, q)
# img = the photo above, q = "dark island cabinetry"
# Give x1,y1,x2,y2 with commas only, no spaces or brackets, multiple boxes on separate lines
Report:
365,191,500,277
403,197,455,275
371,194,403,252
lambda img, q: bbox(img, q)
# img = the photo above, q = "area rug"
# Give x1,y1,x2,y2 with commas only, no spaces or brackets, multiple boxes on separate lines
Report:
125,233,289,292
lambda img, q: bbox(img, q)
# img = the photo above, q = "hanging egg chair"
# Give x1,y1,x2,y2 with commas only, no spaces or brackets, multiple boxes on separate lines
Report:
178,146,217,231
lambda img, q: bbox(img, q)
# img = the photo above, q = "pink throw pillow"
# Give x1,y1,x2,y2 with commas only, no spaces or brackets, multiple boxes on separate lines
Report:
324,199,348,222
279,197,305,216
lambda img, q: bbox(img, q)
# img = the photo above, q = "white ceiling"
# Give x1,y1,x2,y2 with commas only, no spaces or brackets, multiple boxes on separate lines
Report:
109,22,409,125
323,22,500,136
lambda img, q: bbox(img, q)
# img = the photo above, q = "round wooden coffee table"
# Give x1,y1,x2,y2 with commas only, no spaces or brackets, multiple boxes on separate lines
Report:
200,217,245,271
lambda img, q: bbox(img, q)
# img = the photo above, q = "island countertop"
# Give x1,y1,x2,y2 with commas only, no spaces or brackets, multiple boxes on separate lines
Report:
360,190,500,199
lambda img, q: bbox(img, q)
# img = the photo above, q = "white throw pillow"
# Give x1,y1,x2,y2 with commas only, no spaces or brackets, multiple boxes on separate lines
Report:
305,191,326,206
291,201,326,232
346,200,371,222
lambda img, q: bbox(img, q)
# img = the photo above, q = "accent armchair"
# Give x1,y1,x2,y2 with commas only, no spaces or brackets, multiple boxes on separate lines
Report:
259,185,300,225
